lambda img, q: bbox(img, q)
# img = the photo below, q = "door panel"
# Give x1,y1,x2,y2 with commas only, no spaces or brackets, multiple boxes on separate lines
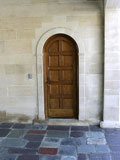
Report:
50,99,59,109
44,34,78,118
50,85,59,95
63,55,73,66
49,56,59,67
62,70,73,81
49,71,59,81
49,40,59,52
63,99,73,109
62,85,73,95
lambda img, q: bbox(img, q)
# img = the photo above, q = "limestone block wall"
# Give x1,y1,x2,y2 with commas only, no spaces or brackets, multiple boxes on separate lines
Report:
0,0,103,123
100,9,120,128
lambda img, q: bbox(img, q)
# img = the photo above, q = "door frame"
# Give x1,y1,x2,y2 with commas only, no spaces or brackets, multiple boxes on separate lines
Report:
43,34,79,118
36,27,86,121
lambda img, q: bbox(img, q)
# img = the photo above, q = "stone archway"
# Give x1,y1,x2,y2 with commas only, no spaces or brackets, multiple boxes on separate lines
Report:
36,27,85,120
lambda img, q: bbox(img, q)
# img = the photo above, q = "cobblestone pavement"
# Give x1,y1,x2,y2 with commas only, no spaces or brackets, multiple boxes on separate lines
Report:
0,123,120,160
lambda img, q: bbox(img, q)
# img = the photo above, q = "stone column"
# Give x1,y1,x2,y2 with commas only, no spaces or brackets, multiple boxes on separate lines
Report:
100,8,120,128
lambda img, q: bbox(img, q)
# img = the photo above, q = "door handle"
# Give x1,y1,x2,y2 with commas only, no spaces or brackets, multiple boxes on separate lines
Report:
46,81,50,86
46,77,50,86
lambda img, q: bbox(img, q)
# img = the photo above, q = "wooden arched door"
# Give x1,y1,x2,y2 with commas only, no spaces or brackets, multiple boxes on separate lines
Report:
43,34,78,118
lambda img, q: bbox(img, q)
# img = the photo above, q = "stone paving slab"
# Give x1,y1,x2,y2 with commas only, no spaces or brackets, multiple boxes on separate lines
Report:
13,123,26,129
61,137,86,146
85,132,105,138
47,130,69,138
87,138,107,145
40,141,60,148
0,138,27,147
0,123,119,160
88,153,111,160
0,154,18,160
96,145,110,153
27,130,46,135
61,138,76,146
25,124,42,130
17,155,39,160
105,134,120,145
39,155,61,160
59,145,77,157
8,147,37,154
7,129,27,138
70,131,84,137
0,123,14,128
0,147,9,154
77,145,96,153
109,145,120,152
38,147,58,155
44,137,60,143
61,156,76,160
0,128,11,137
71,126,89,131
24,134,44,142
77,154,87,160
90,126,103,132
111,153,120,160
47,125,70,131
25,141,41,149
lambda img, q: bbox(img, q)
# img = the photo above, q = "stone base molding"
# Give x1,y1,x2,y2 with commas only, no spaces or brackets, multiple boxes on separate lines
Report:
100,121,120,128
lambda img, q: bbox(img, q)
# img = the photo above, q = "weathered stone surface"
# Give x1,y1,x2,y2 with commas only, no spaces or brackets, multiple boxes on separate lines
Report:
0,0,104,123
40,141,60,148
8,86,34,96
25,141,41,149
0,123,13,128
44,137,60,143
0,154,17,160
112,153,120,160
87,138,107,145
77,154,87,160
85,132,105,139
61,138,76,146
47,125,70,131
7,129,27,138
17,29,35,39
39,155,61,160
88,153,112,160
38,147,58,155
24,134,44,142
0,138,27,147
5,40,32,54
47,131,69,138
0,30,16,40
71,126,89,131
103,10,120,126
70,132,84,138
96,145,110,153
106,134,120,145
89,125,103,132
61,156,76,160
17,155,39,160
0,129,11,137
0,41,4,54
77,145,96,153
109,145,120,152
8,147,37,154
0,124,119,159
27,130,46,135
59,145,76,156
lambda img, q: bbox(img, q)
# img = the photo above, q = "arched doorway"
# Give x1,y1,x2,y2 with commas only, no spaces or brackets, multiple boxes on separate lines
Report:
43,34,78,118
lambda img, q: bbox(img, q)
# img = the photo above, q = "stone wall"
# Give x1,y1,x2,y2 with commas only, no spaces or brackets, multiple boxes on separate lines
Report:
100,8,120,128
0,0,104,123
